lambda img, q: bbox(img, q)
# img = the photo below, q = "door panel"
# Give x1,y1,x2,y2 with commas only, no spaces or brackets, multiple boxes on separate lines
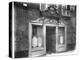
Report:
46,26,56,53
56,27,66,52
29,23,45,57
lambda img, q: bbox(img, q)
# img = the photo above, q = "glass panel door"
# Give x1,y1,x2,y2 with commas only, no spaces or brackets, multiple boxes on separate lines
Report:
58,27,65,45
29,23,46,57
31,25,44,49
56,27,66,52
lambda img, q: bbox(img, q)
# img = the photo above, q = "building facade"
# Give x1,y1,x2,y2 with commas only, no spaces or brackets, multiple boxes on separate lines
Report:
9,2,76,58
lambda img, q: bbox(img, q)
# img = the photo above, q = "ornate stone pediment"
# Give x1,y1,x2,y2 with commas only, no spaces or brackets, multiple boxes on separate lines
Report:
31,17,65,26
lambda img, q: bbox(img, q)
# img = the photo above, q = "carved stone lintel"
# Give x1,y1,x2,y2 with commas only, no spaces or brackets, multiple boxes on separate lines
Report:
31,17,65,26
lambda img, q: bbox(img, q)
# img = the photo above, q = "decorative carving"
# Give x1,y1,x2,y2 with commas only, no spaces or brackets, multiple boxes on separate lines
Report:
31,17,65,26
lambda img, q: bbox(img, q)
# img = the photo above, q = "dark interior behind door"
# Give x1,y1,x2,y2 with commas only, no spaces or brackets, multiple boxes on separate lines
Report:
46,27,56,54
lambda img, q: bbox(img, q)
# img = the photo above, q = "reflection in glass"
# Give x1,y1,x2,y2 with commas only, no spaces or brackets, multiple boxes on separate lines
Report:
58,27,65,45
60,35,64,44
37,37,42,47
32,35,38,48
32,25,43,48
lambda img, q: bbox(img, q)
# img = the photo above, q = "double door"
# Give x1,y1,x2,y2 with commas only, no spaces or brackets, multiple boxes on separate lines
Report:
29,23,67,57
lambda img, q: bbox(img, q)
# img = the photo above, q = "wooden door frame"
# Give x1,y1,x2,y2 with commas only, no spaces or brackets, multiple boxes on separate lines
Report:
29,22,67,57
56,25,67,52
29,22,46,57
44,24,67,52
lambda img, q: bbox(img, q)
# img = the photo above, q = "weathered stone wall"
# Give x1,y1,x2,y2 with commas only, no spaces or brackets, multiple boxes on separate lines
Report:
13,2,76,58
14,2,40,52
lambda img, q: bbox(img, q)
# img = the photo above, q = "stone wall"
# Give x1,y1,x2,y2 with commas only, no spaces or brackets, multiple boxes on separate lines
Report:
14,2,40,58
13,2,76,58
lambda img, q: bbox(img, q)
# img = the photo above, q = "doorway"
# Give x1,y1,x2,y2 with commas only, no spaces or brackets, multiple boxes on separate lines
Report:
29,23,67,57
46,26,56,54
